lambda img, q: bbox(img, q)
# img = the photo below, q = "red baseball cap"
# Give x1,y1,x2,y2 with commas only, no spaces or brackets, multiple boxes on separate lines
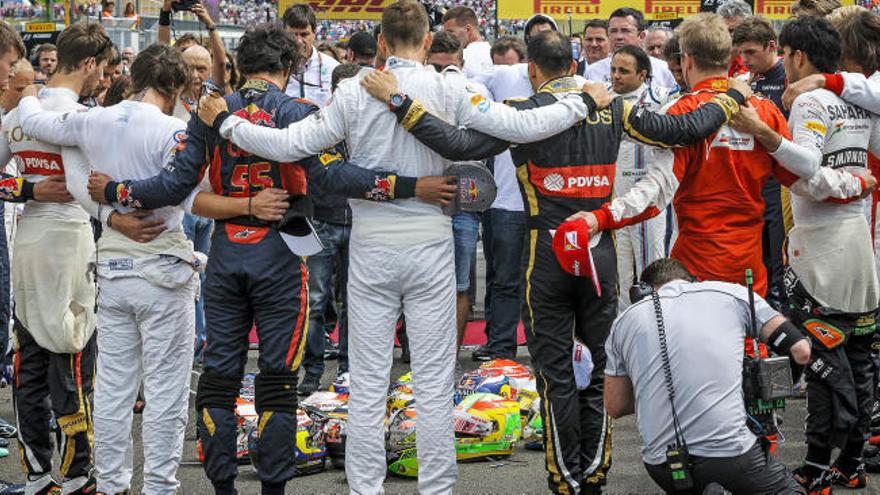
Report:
551,220,602,296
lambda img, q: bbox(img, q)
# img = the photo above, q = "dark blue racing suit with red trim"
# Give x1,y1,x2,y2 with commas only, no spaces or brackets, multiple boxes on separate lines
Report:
102,79,418,492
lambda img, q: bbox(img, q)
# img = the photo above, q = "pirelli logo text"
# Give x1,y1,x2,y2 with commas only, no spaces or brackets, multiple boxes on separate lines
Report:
528,163,615,198
532,0,599,16
644,0,699,17
755,0,791,17
302,0,386,15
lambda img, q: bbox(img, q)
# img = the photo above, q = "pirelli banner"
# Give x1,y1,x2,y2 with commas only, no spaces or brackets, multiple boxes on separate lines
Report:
497,0,852,21
279,0,855,21
278,0,391,19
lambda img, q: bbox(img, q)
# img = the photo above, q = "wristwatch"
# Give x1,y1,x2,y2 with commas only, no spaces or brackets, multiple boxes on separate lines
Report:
388,92,407,111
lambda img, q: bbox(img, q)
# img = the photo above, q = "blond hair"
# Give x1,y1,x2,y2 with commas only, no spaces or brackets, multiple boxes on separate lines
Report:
792,0,841,17
676,13,731,70
826,4,866,30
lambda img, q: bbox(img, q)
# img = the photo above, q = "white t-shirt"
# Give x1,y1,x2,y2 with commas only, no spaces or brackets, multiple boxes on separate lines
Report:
469,63,534,212
606,280,778,464
463,40,493,79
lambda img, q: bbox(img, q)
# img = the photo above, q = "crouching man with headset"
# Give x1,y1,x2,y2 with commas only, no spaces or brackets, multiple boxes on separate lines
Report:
604,258,811,494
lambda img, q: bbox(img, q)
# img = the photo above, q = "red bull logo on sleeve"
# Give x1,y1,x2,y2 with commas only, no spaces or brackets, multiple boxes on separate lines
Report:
235,104,276,128
0,177,22,199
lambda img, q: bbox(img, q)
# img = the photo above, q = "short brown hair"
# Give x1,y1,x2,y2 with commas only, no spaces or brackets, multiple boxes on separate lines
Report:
731,16,777,46
102,74,130,106
442,6,477,27
491,35,526,62
429,30,461,57
282,4,317,32
381,0,429,50
56,23,114,73
584,19,608,31
128,43,189,99
791,0,841,17
0,21,26,59
677,13,731,70
662,34,681,64
837,9,880,73
640,258,695,288
36,43,57,57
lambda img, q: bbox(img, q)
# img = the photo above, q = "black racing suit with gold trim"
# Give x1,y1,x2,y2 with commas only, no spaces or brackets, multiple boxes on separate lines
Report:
388,76,743,494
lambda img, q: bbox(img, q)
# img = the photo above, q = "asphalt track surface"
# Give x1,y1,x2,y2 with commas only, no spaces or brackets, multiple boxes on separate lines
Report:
0,347,878,494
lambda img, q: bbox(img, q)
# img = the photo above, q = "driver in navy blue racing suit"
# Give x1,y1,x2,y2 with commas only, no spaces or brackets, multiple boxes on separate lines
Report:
89,25,449,495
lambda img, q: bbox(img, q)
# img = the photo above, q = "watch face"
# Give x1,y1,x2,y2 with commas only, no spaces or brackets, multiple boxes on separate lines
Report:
391,94,404,107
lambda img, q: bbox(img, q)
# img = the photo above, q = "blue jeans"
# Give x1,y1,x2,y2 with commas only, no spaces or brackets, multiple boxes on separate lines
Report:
183,213,213,363
303,219,350,377
482,208,525,358
452,212,480,293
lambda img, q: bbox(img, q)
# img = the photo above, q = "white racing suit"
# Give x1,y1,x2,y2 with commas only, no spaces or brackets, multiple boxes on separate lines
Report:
18,96,199,495
771,87,880,463
218,56,596,495
0,87,97,495
612,83,677,309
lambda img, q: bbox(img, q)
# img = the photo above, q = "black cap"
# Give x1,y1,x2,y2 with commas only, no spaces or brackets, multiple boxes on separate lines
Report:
348,31,377,59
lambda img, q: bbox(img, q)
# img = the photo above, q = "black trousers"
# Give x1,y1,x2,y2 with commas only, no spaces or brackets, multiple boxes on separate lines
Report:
761,177,786,312
523,229,617,494
13,322,96,481
644,441,806,495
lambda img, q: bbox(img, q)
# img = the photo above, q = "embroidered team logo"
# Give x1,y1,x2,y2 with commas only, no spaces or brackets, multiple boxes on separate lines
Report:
367,176,395,201
233,228,257,239
116,184,141,208
564,231,581,251
319,151,342,166
0,177,21,198
803,319,845,349
710,127,754,151
172,130,187,155
460,178,478,203
543,173,565,192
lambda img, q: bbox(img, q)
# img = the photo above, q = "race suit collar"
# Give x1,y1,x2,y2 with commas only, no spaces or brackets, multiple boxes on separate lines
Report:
537,76,579,94
691,76,729,93
621,82,648,99
38,86,79,102
240,78,281,93
753,58,784,83
385,56,421,70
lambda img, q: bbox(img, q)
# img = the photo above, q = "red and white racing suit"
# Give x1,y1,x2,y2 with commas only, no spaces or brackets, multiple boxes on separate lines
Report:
592,77,866,295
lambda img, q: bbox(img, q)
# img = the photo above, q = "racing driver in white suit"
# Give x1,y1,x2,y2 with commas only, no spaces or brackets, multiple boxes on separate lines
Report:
195,1,608,493
608,45,679,308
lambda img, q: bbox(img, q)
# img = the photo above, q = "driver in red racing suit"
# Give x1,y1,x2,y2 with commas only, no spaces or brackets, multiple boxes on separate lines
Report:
574,14,870,298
